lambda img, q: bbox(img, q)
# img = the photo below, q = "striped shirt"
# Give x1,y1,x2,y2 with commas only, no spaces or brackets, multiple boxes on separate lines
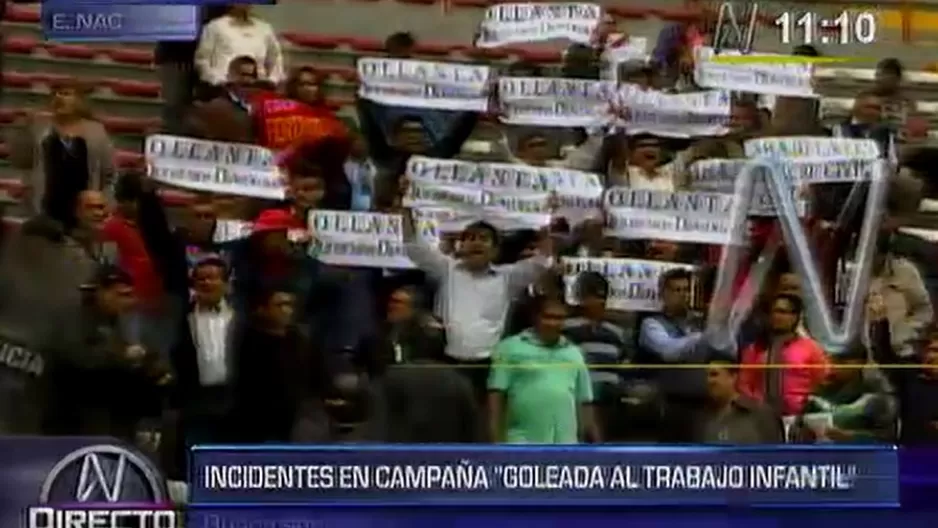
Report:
562,317,627,387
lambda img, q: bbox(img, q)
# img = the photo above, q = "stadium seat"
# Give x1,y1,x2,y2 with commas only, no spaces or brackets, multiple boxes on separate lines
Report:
115,150,144,168
450,0,489,7
46,44,98,60
4,4,40,23
413,43,456,56
282,33,343,50
651,7,697,22
511,48,562,63
98,116,160,135
317,66,358,83
158,189,197,207
107,48,154,65
608,6,651,20
1,72,34,88
2,36,40,54
0,109,22,124
464,47,510,59
344,37,386,53
106,79,161,99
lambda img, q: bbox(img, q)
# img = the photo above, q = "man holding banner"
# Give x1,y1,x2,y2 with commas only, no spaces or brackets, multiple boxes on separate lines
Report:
399,203,553,403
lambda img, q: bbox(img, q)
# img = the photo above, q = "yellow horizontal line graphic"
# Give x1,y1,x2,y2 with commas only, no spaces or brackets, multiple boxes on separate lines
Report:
405,364,933,369
708,55,859,65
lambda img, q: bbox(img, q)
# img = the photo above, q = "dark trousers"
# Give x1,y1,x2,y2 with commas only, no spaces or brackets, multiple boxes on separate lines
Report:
444,356,491,407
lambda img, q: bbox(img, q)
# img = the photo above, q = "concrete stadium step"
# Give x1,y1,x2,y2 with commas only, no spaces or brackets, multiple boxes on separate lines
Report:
6,55,155,81
5,87,162,118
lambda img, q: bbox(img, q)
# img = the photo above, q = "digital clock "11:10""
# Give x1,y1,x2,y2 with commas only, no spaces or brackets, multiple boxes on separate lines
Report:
775,11,877,46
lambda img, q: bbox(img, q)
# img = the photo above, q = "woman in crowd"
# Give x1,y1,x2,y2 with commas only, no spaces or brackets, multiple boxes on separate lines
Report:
6,79,115,228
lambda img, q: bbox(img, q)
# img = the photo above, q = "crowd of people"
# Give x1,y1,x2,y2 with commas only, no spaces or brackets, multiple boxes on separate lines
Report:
2,1,938,487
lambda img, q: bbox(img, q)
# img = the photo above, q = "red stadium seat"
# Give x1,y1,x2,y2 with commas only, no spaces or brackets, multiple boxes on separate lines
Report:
1,72,35,88
46,44,98,60
512,48,562,63
115,150,144,169
281,33,342,50
106,79,161,99
2,36,40,54
464,47,510,60
344,37,385,53
4,5,40,23
0,109,23,124
319,66,358,83
414,43,456,56
99,116,160,135
608,6,651,20
653,7,697,22
107,48,154,65
158,189,197,207
449,0,491,7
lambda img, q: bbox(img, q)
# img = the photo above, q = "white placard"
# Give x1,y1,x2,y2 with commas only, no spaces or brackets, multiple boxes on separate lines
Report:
475,2,602,48
498,77,617,128
600,36,649,82
744,136,882,159
212,219,254,243
688,158,827,216
561,257,696,311
693,47,817,98
357,58,492,112
308,211,418,269
145,135,285,199
604,187,738,244
404,155,603,230
615,86,731,137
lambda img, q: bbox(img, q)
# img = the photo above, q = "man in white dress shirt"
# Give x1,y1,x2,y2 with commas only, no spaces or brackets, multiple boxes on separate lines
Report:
163,257,235,480
402,209,552,402
194,5,285,87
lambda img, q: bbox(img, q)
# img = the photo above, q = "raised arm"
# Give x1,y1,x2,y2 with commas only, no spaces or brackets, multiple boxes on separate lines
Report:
401,207,452,281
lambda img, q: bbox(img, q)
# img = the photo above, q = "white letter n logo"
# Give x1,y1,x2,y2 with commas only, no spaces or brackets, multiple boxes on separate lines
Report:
76,453,127,502
712,2,759,54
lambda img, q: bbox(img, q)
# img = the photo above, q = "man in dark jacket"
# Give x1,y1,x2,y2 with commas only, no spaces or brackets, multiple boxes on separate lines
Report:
357,361,483,443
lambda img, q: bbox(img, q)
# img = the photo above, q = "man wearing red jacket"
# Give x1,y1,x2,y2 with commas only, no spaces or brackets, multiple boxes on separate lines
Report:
100,175,170,356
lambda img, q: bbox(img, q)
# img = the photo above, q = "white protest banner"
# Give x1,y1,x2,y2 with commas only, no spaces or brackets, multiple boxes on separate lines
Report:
475,2,601,48
412,207,475,242
145,135,285,199
213,220,254,243
692,47,817,98
211,219,307,243
744,136,882,160
688,158,811,216
309,211,416,269
405,156,603,230
614,86,731,137
561,257,697,311
600,37,649,82
498,77,616,128
604,187,738,244
403,156,486,212
357,58,492,112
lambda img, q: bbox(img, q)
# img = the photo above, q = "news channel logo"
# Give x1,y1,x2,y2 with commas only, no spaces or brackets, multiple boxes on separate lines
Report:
27,444,176,528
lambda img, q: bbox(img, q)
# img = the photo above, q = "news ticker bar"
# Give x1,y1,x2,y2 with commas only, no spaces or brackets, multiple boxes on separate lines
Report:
189,445,899,507
42,4,198,42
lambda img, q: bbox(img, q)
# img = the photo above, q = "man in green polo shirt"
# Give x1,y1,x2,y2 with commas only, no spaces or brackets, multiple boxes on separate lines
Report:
488,296,600,444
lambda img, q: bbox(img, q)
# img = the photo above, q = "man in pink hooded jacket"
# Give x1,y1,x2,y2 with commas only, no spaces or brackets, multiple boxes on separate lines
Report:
738,293,829,417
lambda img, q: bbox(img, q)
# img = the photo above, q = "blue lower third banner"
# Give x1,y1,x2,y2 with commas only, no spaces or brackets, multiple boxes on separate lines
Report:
189,445,899,507
42,4,198,42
